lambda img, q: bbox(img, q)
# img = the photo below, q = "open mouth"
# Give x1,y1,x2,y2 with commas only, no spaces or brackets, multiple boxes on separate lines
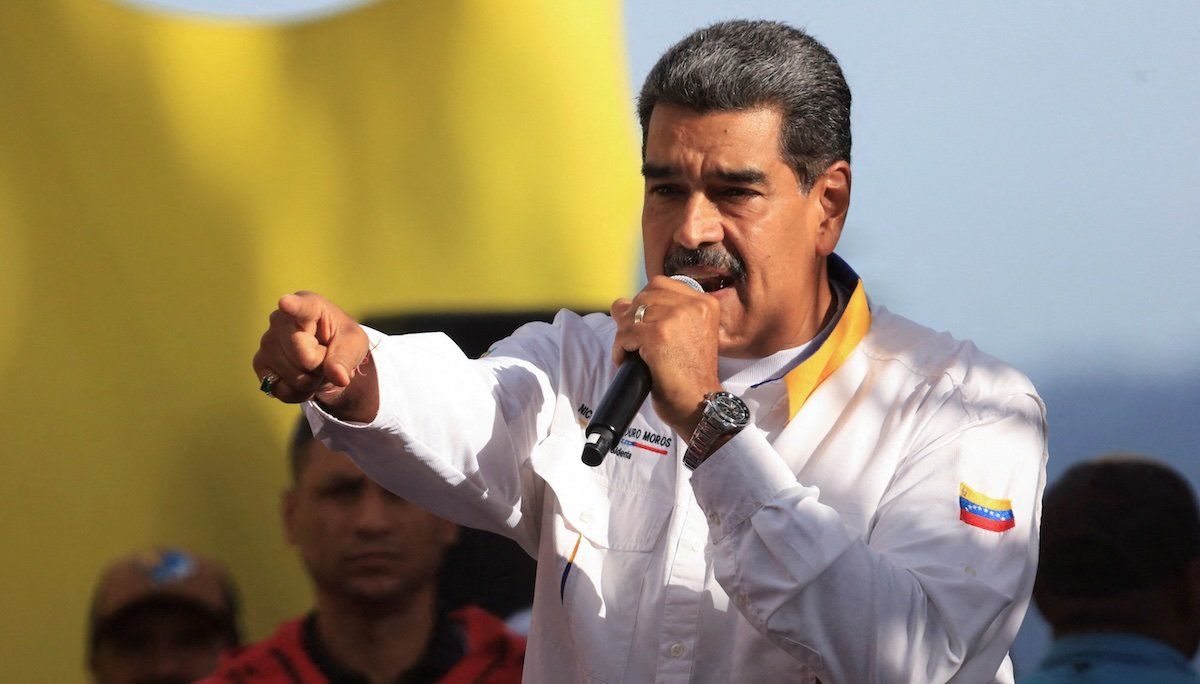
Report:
693,275,737,293
663,246,746,294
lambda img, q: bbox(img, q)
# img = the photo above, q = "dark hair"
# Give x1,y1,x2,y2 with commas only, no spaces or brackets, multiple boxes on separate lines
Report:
637,20,852,190
288,413,317,482
1034,454,1200,632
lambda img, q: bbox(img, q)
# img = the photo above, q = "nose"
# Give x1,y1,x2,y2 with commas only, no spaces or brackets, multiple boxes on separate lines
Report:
353,485,397,535
673,194,724,249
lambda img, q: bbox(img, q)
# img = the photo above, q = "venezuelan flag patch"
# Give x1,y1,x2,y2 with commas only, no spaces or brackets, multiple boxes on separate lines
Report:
959,483,1015,532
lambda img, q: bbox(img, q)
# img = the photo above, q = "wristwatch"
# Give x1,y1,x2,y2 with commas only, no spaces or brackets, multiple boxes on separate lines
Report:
683,391,751,470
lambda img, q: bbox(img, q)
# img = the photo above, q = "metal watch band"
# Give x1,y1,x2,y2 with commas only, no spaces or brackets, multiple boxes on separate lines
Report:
683,391,750,471
683,417,723,470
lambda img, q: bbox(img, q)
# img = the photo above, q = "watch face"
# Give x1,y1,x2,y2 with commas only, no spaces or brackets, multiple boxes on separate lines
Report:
708,392,751,428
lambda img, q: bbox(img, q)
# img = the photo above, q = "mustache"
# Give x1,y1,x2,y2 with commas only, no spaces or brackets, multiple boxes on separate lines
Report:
662,245,748,282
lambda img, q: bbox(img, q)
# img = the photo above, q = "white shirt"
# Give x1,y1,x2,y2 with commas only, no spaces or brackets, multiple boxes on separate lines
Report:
307,305,1047,683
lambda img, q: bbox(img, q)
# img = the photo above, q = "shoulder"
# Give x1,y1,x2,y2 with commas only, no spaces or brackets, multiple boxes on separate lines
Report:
496,309,614,348
861,306,1043,423
200,617,319,683
484,309,614,371
453,604,527,656
446,605,526,683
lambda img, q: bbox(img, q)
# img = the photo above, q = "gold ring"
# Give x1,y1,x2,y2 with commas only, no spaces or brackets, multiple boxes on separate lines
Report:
633,304,648,325
259,372,279,397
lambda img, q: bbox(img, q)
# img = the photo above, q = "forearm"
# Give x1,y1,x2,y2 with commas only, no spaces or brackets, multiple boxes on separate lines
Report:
704,489,1020,682
690,419,1042,683
308,326,555,549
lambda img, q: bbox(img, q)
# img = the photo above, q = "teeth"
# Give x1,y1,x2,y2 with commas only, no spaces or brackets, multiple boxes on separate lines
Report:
696,276,732,292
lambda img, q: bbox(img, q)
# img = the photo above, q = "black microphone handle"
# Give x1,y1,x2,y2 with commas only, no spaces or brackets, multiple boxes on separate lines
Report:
580,275,702,467
581,354,652,466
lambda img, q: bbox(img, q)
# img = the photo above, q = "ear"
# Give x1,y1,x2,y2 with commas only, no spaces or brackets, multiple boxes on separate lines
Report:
814,160,851,256
282,488,299,546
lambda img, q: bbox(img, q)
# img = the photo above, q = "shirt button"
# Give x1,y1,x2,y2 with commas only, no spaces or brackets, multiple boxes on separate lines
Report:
707,512,720,525
669,642,685,658
579,510,591,523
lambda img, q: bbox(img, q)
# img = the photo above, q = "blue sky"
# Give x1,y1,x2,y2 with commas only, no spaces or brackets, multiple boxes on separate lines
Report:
625,2,1200,387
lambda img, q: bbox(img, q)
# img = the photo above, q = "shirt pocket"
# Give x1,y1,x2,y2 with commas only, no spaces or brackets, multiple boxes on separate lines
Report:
529,432,673,682
533,431,673,548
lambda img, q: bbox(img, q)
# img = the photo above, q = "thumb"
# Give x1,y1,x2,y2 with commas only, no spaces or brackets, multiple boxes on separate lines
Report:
324,327,368,388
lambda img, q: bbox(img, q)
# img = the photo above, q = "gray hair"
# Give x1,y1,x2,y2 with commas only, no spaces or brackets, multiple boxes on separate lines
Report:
637,20,852,190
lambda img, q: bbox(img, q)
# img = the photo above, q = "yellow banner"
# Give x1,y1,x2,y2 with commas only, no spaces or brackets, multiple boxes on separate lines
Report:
0,1,638,679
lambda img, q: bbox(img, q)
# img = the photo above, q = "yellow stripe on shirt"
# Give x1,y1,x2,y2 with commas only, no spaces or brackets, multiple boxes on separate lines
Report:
784,279,872,419
960,483,1013,511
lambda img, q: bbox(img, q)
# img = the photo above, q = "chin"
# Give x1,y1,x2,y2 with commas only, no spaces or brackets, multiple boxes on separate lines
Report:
339,576,410,603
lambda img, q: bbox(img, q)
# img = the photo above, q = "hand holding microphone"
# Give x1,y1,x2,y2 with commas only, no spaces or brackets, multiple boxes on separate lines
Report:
582,275,723,466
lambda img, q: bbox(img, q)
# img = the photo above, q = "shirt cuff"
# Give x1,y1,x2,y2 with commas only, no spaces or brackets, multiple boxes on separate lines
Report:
689,426,810,540
304,325,390,434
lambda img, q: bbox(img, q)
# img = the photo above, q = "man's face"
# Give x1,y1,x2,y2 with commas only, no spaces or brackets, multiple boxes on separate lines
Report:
285,440,457,607
641,104,843,358
89,605,229,684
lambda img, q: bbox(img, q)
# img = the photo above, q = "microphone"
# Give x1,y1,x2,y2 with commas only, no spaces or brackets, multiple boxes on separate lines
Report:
581,274,704,466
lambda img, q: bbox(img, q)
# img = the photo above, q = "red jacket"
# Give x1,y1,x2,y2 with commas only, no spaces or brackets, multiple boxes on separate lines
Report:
203,606,524,683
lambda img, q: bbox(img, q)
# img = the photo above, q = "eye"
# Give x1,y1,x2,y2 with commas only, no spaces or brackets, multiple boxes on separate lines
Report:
319,479,364,500
716,186,760,200
647,183,684,198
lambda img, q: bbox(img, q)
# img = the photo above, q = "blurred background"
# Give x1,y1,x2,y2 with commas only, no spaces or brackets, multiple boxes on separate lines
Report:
1,1,1196,680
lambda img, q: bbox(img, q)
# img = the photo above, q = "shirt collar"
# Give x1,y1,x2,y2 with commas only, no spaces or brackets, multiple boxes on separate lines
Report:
719,253,871,420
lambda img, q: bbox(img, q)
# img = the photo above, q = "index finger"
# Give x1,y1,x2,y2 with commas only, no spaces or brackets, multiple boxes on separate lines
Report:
278,291,324,333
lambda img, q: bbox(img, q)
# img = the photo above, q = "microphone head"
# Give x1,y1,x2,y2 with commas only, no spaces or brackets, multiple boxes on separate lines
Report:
581,442,607,467
669,274,704,293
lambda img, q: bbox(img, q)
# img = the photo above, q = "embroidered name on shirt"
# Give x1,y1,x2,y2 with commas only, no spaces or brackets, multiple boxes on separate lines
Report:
576,403,672,458
959,483,1015,532
576,403,593,426
620,426,672,456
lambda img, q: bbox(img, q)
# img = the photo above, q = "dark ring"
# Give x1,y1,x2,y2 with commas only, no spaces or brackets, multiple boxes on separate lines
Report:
259,372,279,397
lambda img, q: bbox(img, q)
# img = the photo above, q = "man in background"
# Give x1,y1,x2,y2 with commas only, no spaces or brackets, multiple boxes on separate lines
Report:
1025,454,1200,683
87,548,241,684
206,415,524,682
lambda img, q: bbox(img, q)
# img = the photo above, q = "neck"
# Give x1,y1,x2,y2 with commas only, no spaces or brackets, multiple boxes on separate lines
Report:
774,261,834,356
314,583,439,683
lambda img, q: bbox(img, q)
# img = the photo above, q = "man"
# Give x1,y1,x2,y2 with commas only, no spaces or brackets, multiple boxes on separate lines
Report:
87,548,241,684
205,416,525,682
252,20,1047,682
1024,455,1200,683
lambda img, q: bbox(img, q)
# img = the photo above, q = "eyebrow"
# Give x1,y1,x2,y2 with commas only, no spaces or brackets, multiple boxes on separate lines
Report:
641,163,768,185
318,474,365,489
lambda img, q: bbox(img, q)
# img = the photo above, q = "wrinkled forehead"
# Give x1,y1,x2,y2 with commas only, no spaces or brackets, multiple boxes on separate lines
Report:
643,104,787,170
